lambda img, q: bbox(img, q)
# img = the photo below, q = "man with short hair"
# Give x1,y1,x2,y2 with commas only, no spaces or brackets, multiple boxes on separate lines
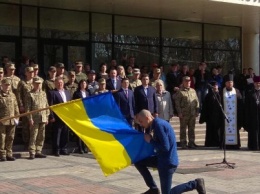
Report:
25,77,49,159
135,109,206,194
43,66,56,94
64,71,78,98
55,62,69,84
32,64,44,83
4,62,20,97
175,76,199,149
74,61,87,83
130,68,142,91
150,68,162,88
106,69,121,93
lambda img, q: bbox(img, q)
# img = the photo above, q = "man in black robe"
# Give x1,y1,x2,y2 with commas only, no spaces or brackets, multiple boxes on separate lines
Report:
244,76,260,150
199,81,223,147
220,74,243,149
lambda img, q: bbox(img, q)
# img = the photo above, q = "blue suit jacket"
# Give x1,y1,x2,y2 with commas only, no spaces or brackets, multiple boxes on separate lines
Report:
106,78,121,91
134,85,158,115
114,88,135,119
48,89,71,123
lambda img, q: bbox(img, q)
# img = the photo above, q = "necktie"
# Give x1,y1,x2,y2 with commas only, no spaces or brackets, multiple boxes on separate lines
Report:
144,87,147,96
112,79,116,89
125,90,128,98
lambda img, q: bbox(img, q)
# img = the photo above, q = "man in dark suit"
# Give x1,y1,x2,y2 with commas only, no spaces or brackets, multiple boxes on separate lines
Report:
134,74,158,132
106,69,121,93
114,78,135,126
48,77,71,156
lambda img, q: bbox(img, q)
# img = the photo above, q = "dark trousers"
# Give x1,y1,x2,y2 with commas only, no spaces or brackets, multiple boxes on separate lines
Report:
135,156,196,194
52,123,69,153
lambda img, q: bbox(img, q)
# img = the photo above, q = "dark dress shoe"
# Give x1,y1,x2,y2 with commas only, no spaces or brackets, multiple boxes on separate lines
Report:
78,150,84,154
29,154,35,160
142,188,160,194
60,151,70,155
6,156,16,161
196,178,206,194
54,151,60,157
35,153,47,158
0,157,7,162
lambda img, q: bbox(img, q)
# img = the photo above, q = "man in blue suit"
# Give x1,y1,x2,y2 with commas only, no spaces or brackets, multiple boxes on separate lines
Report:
106,69,121,93
48,77,71,156
134,73,158,132
114,78,135,126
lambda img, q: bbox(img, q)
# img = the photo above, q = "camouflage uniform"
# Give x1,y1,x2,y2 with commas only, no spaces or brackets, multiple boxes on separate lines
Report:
75,72,87,83
43,79,55,94
8,75,20,97
64,82,78,99
25,82,50,155
17,77,34,145
130,79,142,91
175,86,199,147
0,79,19,160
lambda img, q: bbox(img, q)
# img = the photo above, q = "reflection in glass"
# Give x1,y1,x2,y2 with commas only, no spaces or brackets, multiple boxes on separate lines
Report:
114,16,159,45
162,47,202,68
92,43,112,71
162,21,202,48
0,4,19,36
204,24,240,50
44,45,63,75
114,44,159,68
40,8,89,40
22,39,37,62
92,13,112,42
204,50,241,74
68,46,86,71
22,6,37,37
0,42,15,62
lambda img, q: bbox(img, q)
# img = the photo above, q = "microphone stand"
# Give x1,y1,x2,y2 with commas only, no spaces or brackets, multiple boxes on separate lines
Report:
205,85,235,169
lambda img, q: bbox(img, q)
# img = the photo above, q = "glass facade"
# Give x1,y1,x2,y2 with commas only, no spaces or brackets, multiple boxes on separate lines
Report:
0,3,242,75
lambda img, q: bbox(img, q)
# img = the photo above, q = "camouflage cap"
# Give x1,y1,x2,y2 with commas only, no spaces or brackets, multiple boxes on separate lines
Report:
133,68,140,74
182,76,191,81
32,64,39,69
33,77,42,84
0,67,3,73
55,62,65,68
48,66,56,72
5,63,16,70
1,77,11,85
26,66,34,72
98,78,106,84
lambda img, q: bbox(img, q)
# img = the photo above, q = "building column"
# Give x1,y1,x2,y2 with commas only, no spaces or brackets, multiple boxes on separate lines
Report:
242,33,259,75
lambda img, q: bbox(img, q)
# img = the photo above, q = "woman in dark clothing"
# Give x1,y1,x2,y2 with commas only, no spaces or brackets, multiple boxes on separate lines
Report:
72,79,90,154
199,81,223,147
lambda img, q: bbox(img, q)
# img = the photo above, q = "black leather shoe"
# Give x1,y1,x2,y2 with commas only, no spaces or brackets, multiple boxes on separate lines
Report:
29,154,35,160
6,156,16,161
142,188,160,194
0,157,6,162
196,178,206,194
78,150,84,154
35,153,47,158
54,151,60,157
60,151,70,155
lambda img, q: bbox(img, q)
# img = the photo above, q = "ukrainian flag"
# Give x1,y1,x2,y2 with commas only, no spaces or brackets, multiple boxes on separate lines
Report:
50,92,154,176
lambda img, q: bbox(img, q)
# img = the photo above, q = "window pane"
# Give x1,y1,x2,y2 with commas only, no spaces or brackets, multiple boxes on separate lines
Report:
114,16,159,45
68,46,86,71
204,50,241,74
0,4,19,36
22,39,37,62
0,41,16,62
114,44,159,68
162,21,202,48
43,44,63,75
204,24,240,50
22,6,37,37
162,47,202,67
91,43,112,71
92,13,112,42
40,8,89,40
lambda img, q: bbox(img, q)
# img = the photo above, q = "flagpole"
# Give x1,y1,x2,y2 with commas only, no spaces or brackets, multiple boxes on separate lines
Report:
0,107,51,123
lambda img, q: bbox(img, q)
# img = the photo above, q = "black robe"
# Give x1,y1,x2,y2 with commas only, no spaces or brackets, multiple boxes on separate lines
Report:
244,89,260,150
200,90,223,147
220,88,243,149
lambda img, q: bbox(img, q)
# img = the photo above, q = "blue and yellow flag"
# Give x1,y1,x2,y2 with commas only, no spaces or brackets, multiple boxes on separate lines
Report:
50,92,154,176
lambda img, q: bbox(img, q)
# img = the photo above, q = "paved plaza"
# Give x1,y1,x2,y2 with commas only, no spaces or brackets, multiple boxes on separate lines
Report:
0,146,259,194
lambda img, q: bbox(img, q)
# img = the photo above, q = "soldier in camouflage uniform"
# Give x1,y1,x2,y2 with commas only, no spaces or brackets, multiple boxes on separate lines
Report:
130,68,142,91
25,77,50,159
0,67,4,90
17,66,35,147
43,66,56,94
74,61,87,83
174,76,199,149
55,63,69,84
4,63,20,97
32,64,44,83
150,68,163,88
0,78,19,161
64,71,78,98
94,78,108,95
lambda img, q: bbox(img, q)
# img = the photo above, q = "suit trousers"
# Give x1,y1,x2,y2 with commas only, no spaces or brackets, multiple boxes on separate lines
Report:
52,122,69,153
